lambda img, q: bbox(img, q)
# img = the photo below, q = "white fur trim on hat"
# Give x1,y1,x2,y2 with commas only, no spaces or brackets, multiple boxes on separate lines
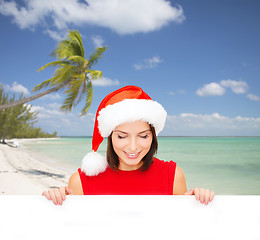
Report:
81,151,108,176
97,99,167,137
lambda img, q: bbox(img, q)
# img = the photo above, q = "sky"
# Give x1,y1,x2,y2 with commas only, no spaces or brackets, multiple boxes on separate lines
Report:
0,0,260,136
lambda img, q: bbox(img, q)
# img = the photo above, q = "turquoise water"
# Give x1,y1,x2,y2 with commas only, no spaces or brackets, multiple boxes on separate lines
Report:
24,137,260,195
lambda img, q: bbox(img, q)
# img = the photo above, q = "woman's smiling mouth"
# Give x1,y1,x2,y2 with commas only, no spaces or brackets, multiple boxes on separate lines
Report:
124,151,141,159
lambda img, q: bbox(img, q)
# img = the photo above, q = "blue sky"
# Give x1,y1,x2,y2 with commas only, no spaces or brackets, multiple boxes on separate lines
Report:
0,0,259,136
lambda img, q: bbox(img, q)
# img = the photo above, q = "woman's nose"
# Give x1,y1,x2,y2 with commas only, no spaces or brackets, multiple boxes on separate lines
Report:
128,137,138,152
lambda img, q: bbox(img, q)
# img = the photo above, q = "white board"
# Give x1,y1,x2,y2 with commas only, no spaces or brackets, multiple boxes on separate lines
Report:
0,195,259,240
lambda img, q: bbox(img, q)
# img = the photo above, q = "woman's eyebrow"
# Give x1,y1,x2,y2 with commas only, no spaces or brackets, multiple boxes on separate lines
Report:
114,129,151,134
139,129,151,134
113,130,128,134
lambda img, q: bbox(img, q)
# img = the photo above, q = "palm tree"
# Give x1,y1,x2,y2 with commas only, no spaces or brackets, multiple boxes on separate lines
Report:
0,30,106,115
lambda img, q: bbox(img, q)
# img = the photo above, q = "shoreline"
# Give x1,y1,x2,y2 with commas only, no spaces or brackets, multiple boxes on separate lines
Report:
0,138,73,195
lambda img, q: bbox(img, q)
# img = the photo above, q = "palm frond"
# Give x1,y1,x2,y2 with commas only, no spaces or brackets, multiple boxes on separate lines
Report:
34,65,75,93
67,55,85,64
80,81,93,116
52,30,85,60
61,79,82,112
76,79,87,105
86,70,103,80
32,79,53,92
72,73,86,80
37,60,70,72
88,46,107,68
52,40,74,60
68,30,85,58
52,66,74,85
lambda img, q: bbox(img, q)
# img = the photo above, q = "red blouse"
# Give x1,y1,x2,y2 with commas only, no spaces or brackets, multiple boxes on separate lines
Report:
78,158,176,195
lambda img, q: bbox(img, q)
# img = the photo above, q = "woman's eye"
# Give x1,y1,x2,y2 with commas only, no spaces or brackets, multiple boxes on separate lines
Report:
117,135,126,139
140,135,148,139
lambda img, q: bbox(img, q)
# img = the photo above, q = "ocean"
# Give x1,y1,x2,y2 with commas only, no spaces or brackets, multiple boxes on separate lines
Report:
23,137,260,195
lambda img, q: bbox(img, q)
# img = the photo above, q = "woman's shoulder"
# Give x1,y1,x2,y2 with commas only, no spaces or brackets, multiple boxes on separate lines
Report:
70,171,81,181
68,171,83,195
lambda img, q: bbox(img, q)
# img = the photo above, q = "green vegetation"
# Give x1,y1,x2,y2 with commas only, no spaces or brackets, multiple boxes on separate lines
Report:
11,125,57,139
0,29,106,115
0,87,57,144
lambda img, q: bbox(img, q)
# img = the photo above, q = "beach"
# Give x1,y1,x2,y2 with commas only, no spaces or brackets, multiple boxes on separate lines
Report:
0,139,72,195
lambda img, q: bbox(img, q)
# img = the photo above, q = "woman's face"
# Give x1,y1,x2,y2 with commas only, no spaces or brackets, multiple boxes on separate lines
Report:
111,120,153,171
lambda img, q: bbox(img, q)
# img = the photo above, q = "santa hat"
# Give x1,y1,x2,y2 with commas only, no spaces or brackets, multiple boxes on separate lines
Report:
81,85,167,176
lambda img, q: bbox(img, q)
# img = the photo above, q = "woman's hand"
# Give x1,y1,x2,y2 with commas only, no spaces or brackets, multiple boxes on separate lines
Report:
42,186,73,205
185,188,215,205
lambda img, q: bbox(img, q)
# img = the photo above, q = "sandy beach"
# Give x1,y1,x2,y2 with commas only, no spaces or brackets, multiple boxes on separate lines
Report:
0,139,72,195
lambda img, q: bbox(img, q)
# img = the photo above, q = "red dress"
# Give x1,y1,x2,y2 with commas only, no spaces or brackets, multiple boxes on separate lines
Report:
78,158,176,195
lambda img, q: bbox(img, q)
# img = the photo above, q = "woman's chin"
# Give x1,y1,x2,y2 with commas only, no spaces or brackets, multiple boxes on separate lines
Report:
119,159,143,171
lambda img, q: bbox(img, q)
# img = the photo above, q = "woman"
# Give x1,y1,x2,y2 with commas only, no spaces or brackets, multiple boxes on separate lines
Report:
43,85,215,205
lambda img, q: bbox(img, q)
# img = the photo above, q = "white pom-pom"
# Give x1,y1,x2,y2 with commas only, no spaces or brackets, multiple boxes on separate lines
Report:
81,151,108,176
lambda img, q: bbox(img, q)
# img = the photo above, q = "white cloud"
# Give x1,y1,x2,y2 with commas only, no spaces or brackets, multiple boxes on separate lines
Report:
197,79,253,99
162,113,260,136
44,29,67,41
40,93,62,101
29,103,95,135
0,0,185,35
91,35,105,48
167,90,186,96
247,93,260,101
92,77,120,86
196,82,226,97
134,56,163,70
30,105,64,118
47,102,62,109
4,82,30,95
220,79,249,94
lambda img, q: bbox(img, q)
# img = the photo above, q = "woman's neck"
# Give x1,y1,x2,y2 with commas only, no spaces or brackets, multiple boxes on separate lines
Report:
118,161,143,171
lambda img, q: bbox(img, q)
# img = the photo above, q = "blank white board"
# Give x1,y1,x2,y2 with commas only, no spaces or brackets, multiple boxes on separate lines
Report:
0,195,259,240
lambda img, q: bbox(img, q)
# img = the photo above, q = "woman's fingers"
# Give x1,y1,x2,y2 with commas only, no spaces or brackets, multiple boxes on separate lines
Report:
48,189,59,205
204,189,210,205
42,191,51,200
194,188,200,201
54,188,64,205
42,186,72,205
184,189,193,195
210,190,215,202
65,186,73,195
200,188,207,204
59,186,67,201
186,188,215,205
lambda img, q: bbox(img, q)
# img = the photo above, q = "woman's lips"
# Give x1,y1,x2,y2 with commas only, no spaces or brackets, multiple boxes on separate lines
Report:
124,151,141,159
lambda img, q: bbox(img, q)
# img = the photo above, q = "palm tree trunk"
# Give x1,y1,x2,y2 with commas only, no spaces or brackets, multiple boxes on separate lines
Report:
0,80,70,110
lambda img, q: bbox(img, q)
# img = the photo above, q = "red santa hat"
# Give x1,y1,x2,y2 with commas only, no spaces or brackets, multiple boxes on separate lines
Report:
81,85,167,176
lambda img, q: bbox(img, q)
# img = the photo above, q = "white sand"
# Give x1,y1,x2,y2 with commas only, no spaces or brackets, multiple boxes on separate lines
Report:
0,139,73,195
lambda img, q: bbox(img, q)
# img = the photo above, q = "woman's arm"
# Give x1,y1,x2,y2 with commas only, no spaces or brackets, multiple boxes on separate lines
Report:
173,166,187,195
42,171,83,205
173,166,215,205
